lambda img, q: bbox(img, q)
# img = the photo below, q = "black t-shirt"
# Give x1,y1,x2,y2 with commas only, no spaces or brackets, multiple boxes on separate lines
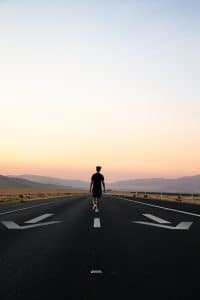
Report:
91,173,104,191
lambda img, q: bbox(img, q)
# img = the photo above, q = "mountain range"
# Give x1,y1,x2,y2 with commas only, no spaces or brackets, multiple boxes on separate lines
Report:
109,175,200,193
13,174,89,188
1,174,200,193
0,175,60,189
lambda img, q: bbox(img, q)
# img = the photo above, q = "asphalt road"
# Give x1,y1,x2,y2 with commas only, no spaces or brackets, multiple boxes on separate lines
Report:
0,194,200,300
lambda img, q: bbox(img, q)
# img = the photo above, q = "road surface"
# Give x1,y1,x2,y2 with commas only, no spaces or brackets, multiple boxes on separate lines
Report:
0,194,200,299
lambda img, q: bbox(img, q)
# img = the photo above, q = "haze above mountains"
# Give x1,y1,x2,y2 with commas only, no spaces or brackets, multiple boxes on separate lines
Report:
0,174,200,193
13,175,88,189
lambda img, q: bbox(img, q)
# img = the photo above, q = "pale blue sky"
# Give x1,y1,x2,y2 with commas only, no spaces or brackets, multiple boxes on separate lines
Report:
0,0,200,180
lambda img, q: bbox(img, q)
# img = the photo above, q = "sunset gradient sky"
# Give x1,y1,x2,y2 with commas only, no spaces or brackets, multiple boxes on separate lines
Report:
0,0,200,181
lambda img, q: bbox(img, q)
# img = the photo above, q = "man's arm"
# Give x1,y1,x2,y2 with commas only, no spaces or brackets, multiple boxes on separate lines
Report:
102,180,106,192
90,181,93,192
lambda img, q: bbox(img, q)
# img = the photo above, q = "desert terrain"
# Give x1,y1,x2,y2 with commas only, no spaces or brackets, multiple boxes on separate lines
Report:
0,187,87,204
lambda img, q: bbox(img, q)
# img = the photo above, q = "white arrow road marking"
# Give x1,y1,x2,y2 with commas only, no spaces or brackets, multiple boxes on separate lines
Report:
90,270,103,274
133,221,193,230
143,214,171,224
94,218,101,228
25,214,54,224
1,220,61,230
175,222,193,230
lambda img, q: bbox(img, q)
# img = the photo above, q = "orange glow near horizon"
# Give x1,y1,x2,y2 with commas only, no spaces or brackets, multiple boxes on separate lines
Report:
1,147,200,182
1,116,200,181
1,117,200,181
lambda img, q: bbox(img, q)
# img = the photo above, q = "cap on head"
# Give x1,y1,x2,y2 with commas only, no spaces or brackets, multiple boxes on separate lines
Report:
96,166,102,172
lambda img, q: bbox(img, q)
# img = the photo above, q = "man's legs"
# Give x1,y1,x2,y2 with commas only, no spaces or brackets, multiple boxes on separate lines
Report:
95,198,98,210
92,197,97,210
92,191,101,210
92,198,95,209
92,198,100,210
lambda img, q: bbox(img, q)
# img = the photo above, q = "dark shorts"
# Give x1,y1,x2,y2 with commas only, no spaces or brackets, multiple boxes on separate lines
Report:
92,190,102,199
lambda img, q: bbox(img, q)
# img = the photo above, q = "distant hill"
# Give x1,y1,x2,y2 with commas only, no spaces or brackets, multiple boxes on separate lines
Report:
109,175,200,193
0,175,60,189
13,175,89,189
5,174,200,193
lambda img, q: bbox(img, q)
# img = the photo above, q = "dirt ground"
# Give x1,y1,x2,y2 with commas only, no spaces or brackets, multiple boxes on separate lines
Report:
0,187,88,204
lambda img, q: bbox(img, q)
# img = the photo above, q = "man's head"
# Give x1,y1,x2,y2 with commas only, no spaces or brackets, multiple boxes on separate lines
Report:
96,166,102,173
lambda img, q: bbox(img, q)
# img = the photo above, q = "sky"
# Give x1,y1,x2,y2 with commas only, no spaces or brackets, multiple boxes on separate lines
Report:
0,0,200,182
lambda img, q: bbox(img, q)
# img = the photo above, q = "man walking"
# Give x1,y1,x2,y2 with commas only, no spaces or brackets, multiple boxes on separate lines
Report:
90,166,105,211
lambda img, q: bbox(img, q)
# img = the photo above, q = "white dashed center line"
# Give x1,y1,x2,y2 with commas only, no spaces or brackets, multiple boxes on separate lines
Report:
94,217,101,228
90,270,103,274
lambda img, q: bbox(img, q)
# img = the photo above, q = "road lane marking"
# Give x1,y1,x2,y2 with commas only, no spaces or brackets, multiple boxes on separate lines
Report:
94,218,101,228
143,214,171,224
90,270,103,274
1,220,62,230
133,221,193,230
25,214,54,224
0,199,70,216
95,208,99,213
112,196,200,218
